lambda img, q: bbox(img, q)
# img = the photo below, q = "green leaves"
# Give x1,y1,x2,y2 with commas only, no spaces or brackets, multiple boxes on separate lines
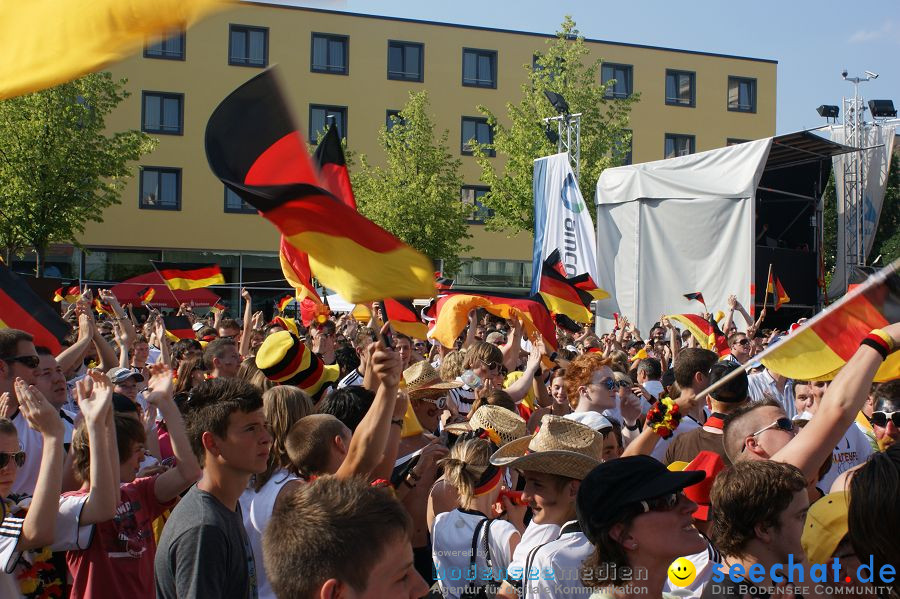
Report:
0,72,156,273
472,16,638,233
352,91,472,275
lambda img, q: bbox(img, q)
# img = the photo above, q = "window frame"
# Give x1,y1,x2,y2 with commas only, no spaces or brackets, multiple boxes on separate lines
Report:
460,116,494,157
144,31,186,61
310,32,349,75
387,40,424,82
664,133,696,159
461,48,498,89
461,185,493,225
224,186,257,214
140,91,184,136
727,76,757,113
139,166,182,211
308,104,348,144
228,24,269,68
665,69,696,107
601,63,634,99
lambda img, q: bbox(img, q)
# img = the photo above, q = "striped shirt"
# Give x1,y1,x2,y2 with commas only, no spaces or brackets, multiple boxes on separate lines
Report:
748,369,795,420
337,369,364,389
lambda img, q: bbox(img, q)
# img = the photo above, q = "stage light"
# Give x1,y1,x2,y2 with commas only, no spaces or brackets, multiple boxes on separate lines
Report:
816,105,840,119
544,122,559,144
868,99,897,118
544,90,569,115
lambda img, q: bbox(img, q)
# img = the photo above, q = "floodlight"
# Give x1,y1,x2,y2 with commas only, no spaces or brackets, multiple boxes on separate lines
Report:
543,90,570,115
868,99,897,118
816,105,840,119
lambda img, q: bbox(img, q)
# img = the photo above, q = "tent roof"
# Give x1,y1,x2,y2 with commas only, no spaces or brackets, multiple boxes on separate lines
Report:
765,129,857,170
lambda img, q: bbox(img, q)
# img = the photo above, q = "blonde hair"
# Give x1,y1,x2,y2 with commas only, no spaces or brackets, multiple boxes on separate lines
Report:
440,350,466,381
256,385,314,490
237,357,277,392
439,437,493,508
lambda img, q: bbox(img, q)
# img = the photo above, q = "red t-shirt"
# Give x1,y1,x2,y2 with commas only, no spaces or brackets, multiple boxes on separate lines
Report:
64,476,174,599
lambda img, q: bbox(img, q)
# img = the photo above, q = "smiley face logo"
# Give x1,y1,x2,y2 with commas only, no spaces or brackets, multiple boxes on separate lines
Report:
667,557,697,587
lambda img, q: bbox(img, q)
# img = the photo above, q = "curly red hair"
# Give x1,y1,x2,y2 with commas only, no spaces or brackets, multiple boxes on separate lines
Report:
564,353,613,409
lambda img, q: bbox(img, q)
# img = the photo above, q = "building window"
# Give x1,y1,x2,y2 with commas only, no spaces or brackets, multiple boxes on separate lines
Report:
229,25,268,67
461,185,493,224
140,167,181,210
462,48,497,88
727,138,750,146
311,33,349,75
728,76,757,113
664,134,695,158
665,70,695,107
309,105,347,143
614,130,633,165
601,63,633,99
386,110,405,131
144,31,185,60
224,187,256,214
461,117,494,156
141,92,183,135
387,41,423,82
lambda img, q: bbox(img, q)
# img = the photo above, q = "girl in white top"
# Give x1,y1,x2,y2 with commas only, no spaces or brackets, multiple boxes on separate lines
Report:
239,386,313,599
431,434,520,599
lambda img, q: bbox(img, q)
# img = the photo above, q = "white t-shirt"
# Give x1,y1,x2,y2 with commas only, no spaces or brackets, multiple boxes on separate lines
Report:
11,410,76,497
507,521,560,585
0,509,24,598
337,369,364,389
818,422,874,492
663,538,721,599
650,416,702,463
432,509,518,599
523,521,593,599
239,469,301,599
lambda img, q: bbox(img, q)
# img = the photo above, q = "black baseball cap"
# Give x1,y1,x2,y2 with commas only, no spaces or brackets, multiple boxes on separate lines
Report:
577,455,704,543
708,361,748,403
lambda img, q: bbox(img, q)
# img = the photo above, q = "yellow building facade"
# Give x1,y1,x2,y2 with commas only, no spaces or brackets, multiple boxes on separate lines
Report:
38,2,777,303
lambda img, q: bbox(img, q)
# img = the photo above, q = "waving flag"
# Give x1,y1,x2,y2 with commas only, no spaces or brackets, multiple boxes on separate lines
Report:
383,298,428,340
53,285,81,303
667,313,730,357
151,262,225,291
767,273,791,311
163,315,194,341
538,249,609,323
93,298,114,317
758,259,899,382
276,294,295,312
0,264,70,353
684,292,706,308
137,287,156,305
205,69,434,303
313,124,356,209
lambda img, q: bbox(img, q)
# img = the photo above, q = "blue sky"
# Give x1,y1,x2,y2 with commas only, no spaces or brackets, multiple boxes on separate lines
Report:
266,0,900,134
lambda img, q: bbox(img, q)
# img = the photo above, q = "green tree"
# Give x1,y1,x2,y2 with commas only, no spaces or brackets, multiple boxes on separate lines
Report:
352,91,472,275
0,72,156,274
472,16,638,233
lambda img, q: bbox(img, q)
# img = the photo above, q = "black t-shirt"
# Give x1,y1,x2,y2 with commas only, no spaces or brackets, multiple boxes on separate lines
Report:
154,485,256,599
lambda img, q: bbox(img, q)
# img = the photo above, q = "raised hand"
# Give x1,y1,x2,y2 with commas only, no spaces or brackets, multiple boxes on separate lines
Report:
371,324,402,388
727,294,737,310
0,393,12,419
77,371,113,426
15,379,63,438
145,363,175,404
620,389,643,426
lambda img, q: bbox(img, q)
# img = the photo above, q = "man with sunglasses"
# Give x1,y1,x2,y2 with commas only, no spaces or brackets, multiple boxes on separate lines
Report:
725,332,752,365
870,382,899,450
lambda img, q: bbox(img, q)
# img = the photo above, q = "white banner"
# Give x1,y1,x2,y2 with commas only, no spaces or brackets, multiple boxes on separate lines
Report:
827,124,897,298
531,153,599,294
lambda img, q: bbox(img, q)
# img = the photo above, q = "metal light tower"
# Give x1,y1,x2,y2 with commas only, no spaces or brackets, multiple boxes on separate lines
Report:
840,69,876,288
542,90,582,180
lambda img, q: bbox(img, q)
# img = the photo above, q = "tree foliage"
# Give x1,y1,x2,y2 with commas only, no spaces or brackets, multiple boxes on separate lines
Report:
351,91,472,275
0,72,156,273
472,16,638,233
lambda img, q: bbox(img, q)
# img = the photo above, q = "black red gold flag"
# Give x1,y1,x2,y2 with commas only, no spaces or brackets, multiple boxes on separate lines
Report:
163,315,194,341
0,264,69,354
150,262,225,291
383,298,428,340
313,124,356,209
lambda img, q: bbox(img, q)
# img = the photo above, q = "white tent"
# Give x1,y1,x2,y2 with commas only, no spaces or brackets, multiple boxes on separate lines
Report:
593,138,772,333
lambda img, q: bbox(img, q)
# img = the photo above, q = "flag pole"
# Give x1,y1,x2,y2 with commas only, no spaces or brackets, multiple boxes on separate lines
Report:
149,261,181,310
763,263,773,311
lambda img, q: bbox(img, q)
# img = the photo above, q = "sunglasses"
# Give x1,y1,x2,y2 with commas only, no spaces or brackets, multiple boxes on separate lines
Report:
418,395,447,410
742,417,794,452
735,339,751,347
871,411,900,428
2,355,40,369
0,451,26,469
638,491,684,513
615,381,631,388
478,359,502,373
593,378,616,391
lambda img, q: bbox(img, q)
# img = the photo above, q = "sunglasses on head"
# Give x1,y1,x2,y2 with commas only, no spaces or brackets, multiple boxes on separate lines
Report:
2,355,40,369
637,491,684,513
871,411,900,428
479,359,502,373
418,395,447,410
741,417,794,451
0,451,26,469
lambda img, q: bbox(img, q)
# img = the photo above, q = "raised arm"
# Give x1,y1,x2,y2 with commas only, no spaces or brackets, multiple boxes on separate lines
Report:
504,339,544,403
75,372,118,524
462,310,478,350
501,318,523,372
772,323,900,482
14,380,65,550
148,365,202,502
56,312,95,374
239,288,253,358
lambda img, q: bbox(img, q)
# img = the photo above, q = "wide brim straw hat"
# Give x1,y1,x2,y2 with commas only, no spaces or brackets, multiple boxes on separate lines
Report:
445,405,528,445
403,361,461,400
490,414,603,480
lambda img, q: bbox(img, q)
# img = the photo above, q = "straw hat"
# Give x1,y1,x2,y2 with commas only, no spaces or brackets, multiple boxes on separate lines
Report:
445,405,528,445
490,414,603,480
403,361,461,400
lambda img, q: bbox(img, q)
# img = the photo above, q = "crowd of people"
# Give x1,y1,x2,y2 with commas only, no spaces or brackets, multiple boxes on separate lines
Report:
0,285,897,599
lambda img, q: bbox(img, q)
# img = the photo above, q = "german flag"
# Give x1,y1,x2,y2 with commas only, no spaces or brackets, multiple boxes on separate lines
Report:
0,264,70,354
151,261,225,291
383,298,428,340
430,292,557,351
93,298,114,317
279,236,321,305
276,294,294,312
667,313,730,357
53,285,80,303
204,69,434,304
767,273,790,311
758,259,899,382
313,124,356,209
435,273,454,293
211,300,226,314
537,250,605,323
163,315,194,341
137,287,156,305
684,292,706,307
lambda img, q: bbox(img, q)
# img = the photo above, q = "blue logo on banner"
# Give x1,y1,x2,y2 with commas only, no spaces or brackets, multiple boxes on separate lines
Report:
561,173,584,214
